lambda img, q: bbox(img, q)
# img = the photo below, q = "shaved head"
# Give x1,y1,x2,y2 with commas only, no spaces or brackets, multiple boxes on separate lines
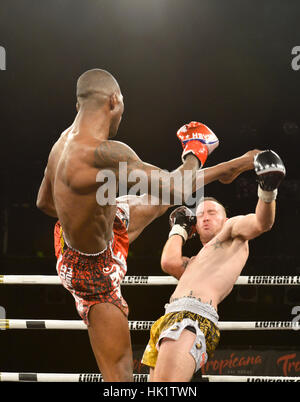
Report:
196,197,227,217
76,69,121,109
75,69,124,137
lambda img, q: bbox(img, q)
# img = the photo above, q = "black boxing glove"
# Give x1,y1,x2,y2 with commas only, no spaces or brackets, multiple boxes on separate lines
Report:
254,150,286,202
168,206,197,243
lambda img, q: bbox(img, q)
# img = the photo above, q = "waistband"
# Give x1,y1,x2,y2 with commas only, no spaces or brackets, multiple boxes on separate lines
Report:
63,234,112,257
164,297,219,326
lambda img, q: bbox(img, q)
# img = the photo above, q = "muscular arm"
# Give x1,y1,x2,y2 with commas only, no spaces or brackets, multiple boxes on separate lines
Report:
36,167,58,218
231,198,276,241
95,141,260,203
160,235,190,280
95,140,199,204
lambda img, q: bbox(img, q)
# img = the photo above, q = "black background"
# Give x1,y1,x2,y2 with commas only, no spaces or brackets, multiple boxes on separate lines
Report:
0,0,299,376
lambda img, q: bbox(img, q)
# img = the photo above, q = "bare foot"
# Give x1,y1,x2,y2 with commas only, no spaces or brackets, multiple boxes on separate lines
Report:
219,149,261,184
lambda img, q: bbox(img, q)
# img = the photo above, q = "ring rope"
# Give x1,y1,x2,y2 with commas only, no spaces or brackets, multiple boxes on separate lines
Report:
1,275,300,286
0,372,299,382
1,319,299,331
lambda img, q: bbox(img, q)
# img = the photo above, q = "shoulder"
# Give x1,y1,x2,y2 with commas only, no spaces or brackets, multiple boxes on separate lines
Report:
94,140,140,168
47,127,72,166
226,214,256,242
221,215,247,240
45,136,66,177
226,215,245,226
96,140,137,156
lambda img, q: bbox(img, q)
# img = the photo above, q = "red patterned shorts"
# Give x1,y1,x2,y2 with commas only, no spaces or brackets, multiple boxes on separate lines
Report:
54,205,130,326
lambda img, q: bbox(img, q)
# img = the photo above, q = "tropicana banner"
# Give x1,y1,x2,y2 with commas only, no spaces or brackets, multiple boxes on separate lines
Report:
133,347,300,378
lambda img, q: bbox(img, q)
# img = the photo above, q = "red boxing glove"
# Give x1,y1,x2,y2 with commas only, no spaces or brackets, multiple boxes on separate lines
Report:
177,121,219,167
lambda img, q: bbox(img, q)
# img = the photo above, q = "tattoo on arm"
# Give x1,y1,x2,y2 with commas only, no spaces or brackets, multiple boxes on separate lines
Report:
94,141,147,169
94,141,128,169
93,140,191,201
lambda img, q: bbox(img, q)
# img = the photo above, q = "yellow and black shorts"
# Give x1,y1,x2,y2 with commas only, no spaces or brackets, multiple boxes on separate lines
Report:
142,308,220,372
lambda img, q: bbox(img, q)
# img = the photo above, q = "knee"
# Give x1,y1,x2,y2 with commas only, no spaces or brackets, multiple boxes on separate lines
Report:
107,353,134,382
118,352,134,373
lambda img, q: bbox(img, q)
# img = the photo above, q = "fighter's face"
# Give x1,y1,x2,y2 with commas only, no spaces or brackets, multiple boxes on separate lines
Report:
109,92,124,138
196,200,227,243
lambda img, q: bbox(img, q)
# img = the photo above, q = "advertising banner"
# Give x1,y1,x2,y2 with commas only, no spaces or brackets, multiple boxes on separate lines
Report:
133,347,300,378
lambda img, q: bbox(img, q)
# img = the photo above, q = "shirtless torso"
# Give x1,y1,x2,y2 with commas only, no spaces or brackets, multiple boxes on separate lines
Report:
42,126,119,253
162,196,276,312
170,218,249,310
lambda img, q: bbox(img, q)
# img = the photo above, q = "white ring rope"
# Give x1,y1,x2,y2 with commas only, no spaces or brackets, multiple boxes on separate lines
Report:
1,275,300,286
2,278,299,382
0,372,299,382
1,319,299,331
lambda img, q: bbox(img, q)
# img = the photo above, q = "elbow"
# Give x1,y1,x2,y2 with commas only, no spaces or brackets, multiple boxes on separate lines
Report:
264,223,274,233
36,195,48,212
36,188,45,210
265,221,274,232
36,201,48,215
161,257,180,278
263,216,275,232
36,198,57,218
161,256,171,274
258,221,274,234
36,197,44,211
